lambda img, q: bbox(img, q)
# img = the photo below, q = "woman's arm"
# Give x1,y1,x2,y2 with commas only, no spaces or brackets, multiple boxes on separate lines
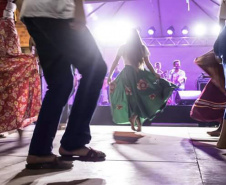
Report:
107,55,121,84
144,56,160,78
14,0,23,12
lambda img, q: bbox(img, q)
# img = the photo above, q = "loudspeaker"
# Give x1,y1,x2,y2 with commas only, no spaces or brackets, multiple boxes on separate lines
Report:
198,82,208,91
175,91,201,105
197,77,210,91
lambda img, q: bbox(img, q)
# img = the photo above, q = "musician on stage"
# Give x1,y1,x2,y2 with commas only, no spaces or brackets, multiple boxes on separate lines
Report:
168,60,187,90
168,60,187,105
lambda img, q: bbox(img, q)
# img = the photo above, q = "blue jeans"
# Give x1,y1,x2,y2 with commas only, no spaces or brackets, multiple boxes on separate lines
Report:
24,18,107,155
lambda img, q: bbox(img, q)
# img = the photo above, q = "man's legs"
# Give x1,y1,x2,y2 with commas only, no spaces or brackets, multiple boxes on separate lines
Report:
24,18,74,156
61,55,107,150
24,18,107,156
58,22,107,150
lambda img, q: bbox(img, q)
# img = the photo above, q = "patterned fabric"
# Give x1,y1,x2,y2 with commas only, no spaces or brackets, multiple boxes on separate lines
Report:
0,18,41,133
191,81,226,122
194,50,225,95
0,18,21,56
109,65,176,124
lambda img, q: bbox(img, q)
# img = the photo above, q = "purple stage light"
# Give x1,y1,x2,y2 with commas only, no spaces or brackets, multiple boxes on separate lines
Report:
167,26,174,35
182,26,189,35
148,27,156,35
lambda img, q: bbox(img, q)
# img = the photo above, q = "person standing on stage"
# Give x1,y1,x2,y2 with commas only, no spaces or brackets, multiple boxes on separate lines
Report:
154,62,167,78
168,60,187,105
168,60,187,90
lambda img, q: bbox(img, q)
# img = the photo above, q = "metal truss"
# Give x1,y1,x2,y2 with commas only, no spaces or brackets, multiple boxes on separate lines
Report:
143,36,217,47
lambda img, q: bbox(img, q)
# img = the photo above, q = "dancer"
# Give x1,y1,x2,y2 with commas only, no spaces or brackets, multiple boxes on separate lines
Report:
214,0,226,148
0,0,41,140
20,0,107,169
214,28,226,147
191,0,226,138
108,29,176,132
191,81,226,136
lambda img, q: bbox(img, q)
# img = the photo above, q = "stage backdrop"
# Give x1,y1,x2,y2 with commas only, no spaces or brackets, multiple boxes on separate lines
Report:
101,46,212,90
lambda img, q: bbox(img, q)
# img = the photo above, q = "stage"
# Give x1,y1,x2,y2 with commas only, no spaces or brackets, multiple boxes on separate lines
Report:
88,105,217,127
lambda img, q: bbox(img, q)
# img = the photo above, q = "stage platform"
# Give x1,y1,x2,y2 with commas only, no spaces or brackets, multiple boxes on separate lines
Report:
59,105,218,127
90,105,217,127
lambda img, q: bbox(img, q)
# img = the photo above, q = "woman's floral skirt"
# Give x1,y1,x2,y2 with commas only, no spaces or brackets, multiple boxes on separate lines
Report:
109,65,176,124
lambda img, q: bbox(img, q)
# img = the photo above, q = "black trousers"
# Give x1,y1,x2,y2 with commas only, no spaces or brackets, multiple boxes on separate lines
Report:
24,18,107,155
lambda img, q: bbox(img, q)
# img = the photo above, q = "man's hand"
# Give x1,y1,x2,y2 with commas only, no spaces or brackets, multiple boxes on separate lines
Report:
154,73,161,79
73,0,86,31
70,19,86,31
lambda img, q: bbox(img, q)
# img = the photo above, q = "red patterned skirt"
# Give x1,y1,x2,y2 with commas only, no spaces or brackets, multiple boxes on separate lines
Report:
0,54,41,133
0,18,41,133
190,80,226,122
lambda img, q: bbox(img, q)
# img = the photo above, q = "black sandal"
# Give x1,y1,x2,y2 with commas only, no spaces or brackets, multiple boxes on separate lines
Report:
26,156,73,170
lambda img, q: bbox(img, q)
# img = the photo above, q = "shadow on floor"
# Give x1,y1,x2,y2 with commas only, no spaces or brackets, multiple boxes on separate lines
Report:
189,139,226,161
5,168,73,185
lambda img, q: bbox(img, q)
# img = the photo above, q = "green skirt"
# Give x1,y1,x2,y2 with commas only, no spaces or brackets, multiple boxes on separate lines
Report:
109,65,176,124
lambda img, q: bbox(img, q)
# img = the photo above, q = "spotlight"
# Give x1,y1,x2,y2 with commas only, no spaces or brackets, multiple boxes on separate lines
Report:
148,26,156,35
181,26,189,35
167,26,174,35
212,24,221,35
194,24,206,36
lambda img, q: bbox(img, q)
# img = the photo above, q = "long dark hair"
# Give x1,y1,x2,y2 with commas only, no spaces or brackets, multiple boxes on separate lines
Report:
125,29,147,67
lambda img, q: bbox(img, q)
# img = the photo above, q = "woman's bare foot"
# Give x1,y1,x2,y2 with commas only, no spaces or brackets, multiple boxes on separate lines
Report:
207,130,221,137
129,115,137,131
136,117,142,132
129,115,142,132
17,129,23,141
207,122,222,137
